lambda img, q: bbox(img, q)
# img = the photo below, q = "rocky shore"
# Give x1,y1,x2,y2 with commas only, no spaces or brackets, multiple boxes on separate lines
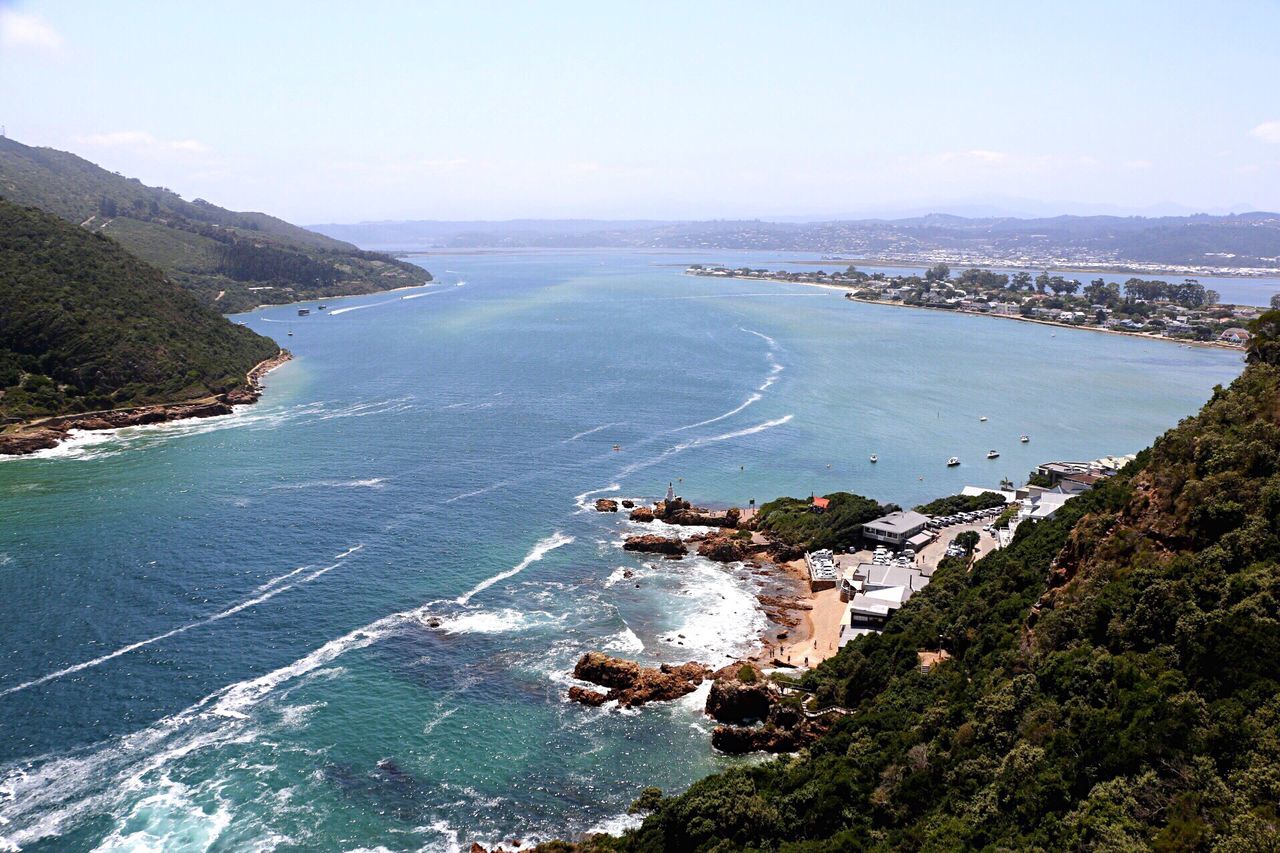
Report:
566,652,828,754
0,349,292,456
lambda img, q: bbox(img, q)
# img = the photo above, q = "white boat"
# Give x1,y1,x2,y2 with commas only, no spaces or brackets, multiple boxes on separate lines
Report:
979,416,988,422
1020,434,1030,443
986,450,1000,459
869,454,878,463
947,457,960,467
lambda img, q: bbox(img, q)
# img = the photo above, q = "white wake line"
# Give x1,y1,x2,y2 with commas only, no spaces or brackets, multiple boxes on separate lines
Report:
616,414,794,480
565,422,625,442
0,546,362,699
455,532,574,605
327,299,397,315
669,393,761,433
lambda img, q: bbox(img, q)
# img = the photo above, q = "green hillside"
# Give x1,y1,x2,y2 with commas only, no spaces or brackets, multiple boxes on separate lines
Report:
0,199,280,419
0,137,430,312
563,346,1280,850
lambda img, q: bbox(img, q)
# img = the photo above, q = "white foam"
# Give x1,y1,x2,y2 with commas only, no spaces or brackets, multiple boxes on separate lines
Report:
573,483,621,512
328,299,398,316
455,532,574,605
433,608,529,635
89,777,232,853
602,627,644,654
663,557,767,663
669,393,762,433
586,812,644,836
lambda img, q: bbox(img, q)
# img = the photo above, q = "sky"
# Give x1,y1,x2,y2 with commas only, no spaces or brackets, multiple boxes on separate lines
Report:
2,0,1280,223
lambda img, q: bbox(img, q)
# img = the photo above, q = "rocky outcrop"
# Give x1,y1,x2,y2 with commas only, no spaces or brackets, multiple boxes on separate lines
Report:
0,350,291,456
711,702,831,754
697,534,750,563
569,652,710,708
705,662,775,724
621,499,635,509
623,534,685,556
595,498,619,512
629,506,655,522
567,686,608,706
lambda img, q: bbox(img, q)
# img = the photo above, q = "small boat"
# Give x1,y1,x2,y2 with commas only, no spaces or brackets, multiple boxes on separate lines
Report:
1020,434,1030,443
979,416,988,422
869,454,878,463
947,457,960,467
318,304,327,311
297,308,311,316
986,450,1000,459
287,328,293,337
612,444,621,451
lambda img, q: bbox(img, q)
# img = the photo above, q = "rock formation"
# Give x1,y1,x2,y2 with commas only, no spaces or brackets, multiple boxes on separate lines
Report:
696,534,750,563
705,662,775,724
594,498,619,512
568,652,710,708
628,506,655,522
623,534,685,556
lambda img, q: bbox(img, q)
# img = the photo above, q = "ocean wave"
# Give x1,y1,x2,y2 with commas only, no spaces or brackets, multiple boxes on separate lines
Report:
0,545,363,699
455,533,574,605
431,608,530,635
573,483,621,513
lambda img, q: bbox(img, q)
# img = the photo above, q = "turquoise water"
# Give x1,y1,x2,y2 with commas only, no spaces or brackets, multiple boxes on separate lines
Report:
0,251,1242,851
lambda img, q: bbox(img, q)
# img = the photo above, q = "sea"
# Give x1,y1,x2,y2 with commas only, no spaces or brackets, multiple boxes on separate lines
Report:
0,250,1244,851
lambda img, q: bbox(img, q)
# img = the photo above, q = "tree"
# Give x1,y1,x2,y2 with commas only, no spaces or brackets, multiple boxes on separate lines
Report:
1205,289,1221,306
1270,293,1280,310
925,263,951,282
1247,309,1280,366
1035,272,1051,293
1012,272,1033,291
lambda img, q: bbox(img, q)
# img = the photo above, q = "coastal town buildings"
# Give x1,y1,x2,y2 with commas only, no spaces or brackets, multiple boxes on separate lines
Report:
861,510,932,550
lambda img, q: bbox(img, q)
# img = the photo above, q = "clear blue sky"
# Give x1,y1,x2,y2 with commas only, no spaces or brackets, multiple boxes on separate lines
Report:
3,0,1279,222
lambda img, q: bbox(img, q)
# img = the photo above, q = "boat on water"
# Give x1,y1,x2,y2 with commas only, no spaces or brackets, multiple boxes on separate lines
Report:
979,416,988,422
947,457,960,467
297,308,311,316
869,454,878,463
287,328,293,336
1020,434,1030,443
987,450,1000,459
318,304,326,310
612,444,621,451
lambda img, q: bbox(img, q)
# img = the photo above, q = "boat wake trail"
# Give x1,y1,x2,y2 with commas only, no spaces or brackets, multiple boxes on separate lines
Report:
565,422,625,443
669,393,761,433
0,545,364,700
455,532,575,605
617,415,794,480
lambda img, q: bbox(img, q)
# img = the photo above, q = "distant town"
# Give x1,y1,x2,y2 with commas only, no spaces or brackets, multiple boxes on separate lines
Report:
688,263,1271,348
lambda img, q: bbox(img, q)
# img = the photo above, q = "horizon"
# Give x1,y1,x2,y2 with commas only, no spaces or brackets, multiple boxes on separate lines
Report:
3,0,1279,223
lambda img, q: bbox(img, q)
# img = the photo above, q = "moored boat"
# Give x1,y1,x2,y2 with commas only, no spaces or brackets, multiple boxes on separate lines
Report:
869,454,878,463
947,456,960,467
1020,434,1030,443
987,449,1000,459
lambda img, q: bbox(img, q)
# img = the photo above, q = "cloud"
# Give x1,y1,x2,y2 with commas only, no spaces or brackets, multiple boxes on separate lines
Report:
0,9,63,50
1250,121,1280,144
78,131,210,156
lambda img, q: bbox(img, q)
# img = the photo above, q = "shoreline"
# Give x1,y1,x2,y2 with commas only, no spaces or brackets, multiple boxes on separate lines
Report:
243,281,439,314
688,272,1247,353
0,349,293,457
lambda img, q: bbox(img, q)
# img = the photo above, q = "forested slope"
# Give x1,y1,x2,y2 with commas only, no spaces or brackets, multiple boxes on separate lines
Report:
0,137,430,311
0,200,279,419
559,341,1279,850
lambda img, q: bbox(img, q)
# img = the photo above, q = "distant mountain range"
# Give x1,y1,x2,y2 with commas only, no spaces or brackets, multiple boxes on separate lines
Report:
310,213,1280,273
0,137,430,312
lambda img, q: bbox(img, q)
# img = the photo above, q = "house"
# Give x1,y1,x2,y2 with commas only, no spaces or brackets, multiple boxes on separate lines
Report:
810,495,830,513
862,510,932,550
1220,328,1252,345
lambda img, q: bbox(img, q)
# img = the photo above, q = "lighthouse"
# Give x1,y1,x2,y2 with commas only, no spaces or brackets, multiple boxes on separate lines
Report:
665,482,676,502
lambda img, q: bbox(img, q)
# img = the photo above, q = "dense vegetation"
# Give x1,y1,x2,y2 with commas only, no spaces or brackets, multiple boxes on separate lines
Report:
558,351,1280,850
913,491,1006,516
755,492,898,552
0,200,279,419
0,137,430,311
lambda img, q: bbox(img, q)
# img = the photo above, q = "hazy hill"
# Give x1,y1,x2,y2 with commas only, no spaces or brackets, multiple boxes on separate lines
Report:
0,199,280,420
315,214,1280,271
0,137,431,312
566,345,1280,850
